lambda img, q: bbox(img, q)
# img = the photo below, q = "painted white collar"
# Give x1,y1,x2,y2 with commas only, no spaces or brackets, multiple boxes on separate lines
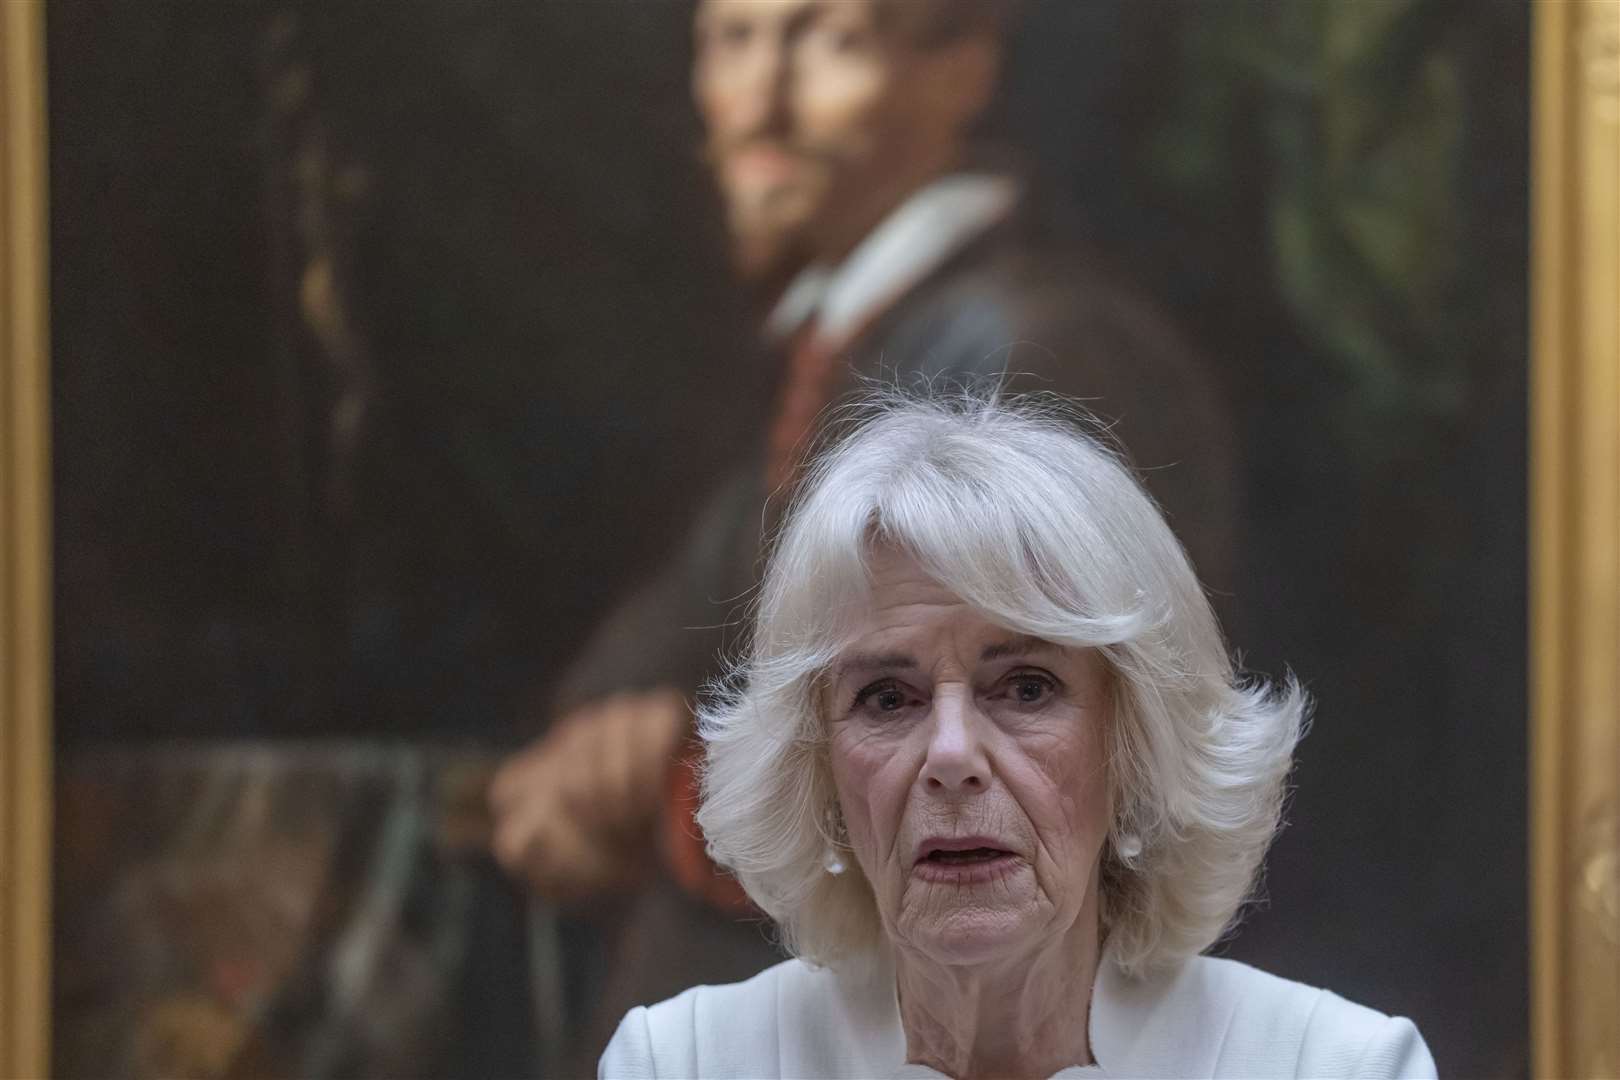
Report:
765,173,1021,349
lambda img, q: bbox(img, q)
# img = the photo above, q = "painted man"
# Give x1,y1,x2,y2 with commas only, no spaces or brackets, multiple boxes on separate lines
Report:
490,0,1237,1006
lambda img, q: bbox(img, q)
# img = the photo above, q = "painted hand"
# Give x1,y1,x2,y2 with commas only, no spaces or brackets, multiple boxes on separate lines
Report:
489,688,688,903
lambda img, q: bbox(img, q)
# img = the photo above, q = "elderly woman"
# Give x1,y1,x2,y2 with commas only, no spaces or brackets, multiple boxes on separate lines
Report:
601,394,1434,1079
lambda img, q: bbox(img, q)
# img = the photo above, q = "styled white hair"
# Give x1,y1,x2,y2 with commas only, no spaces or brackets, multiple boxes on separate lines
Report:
695,390,1307,977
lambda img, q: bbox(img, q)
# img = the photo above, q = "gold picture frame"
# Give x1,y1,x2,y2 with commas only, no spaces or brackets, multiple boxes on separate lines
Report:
3,2,1617,1077
1531,2,1620,1077
0,1,51,1078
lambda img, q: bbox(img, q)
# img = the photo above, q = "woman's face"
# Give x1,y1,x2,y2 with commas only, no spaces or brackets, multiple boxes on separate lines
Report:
825,545,1113,967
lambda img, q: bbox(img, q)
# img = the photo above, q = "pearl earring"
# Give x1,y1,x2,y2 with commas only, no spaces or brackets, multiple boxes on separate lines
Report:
1116,833,1143,860
824,805,848,876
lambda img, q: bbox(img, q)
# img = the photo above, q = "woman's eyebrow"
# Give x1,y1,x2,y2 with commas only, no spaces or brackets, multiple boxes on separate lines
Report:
833,652,917,677
979,635,1057,662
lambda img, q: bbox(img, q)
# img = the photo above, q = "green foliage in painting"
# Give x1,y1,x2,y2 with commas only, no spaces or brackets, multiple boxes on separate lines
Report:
1145,0,1523,464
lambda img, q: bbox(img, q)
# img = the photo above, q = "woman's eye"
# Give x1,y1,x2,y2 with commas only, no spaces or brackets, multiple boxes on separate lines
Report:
1005,673,1056,705
853,680,910,715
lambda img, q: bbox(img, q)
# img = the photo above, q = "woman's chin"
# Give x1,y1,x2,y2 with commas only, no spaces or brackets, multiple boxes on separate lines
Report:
897,904,1045,966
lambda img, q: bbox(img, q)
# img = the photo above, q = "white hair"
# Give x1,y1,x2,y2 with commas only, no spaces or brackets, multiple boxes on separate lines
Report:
695,390,1307,977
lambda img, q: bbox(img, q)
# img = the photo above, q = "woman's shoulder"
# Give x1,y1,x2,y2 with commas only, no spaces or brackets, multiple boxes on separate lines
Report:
599,950,1435,1080
597,960,791,1080
1103,953,1436,1079
599,957,904,1080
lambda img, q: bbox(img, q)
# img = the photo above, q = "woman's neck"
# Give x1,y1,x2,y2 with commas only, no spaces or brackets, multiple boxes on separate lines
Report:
893,910,1102,1080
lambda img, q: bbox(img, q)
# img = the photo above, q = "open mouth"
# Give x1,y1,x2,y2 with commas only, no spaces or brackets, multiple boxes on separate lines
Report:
923,847,1010,865
913,842,1020,882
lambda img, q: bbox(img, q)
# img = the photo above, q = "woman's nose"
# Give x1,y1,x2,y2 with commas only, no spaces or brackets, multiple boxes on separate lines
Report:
920,689,990,795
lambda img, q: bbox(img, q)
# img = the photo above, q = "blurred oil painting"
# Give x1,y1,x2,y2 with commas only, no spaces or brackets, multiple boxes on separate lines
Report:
50,1,1529,1077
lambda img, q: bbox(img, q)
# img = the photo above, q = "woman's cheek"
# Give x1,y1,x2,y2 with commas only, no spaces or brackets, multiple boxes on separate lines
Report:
829,740,879,853
848,774,895,867
834,746,909,878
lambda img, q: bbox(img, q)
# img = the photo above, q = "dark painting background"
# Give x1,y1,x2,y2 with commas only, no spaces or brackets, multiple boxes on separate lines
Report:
51,2,1528,1076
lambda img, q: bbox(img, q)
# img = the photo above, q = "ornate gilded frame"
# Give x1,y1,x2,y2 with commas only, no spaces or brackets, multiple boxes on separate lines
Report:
1,3,1615,1077
0,2,51,1077
1531,2,1620,1077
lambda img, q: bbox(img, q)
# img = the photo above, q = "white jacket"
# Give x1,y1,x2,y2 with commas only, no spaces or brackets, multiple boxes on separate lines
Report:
600,945,1435,1079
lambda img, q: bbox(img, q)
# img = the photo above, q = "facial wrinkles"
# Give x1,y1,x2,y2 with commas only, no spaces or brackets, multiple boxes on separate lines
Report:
826,548,1114,964
842,621,1015,896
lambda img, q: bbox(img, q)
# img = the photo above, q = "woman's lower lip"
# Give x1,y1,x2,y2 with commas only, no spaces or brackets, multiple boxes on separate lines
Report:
911,853,1021,884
